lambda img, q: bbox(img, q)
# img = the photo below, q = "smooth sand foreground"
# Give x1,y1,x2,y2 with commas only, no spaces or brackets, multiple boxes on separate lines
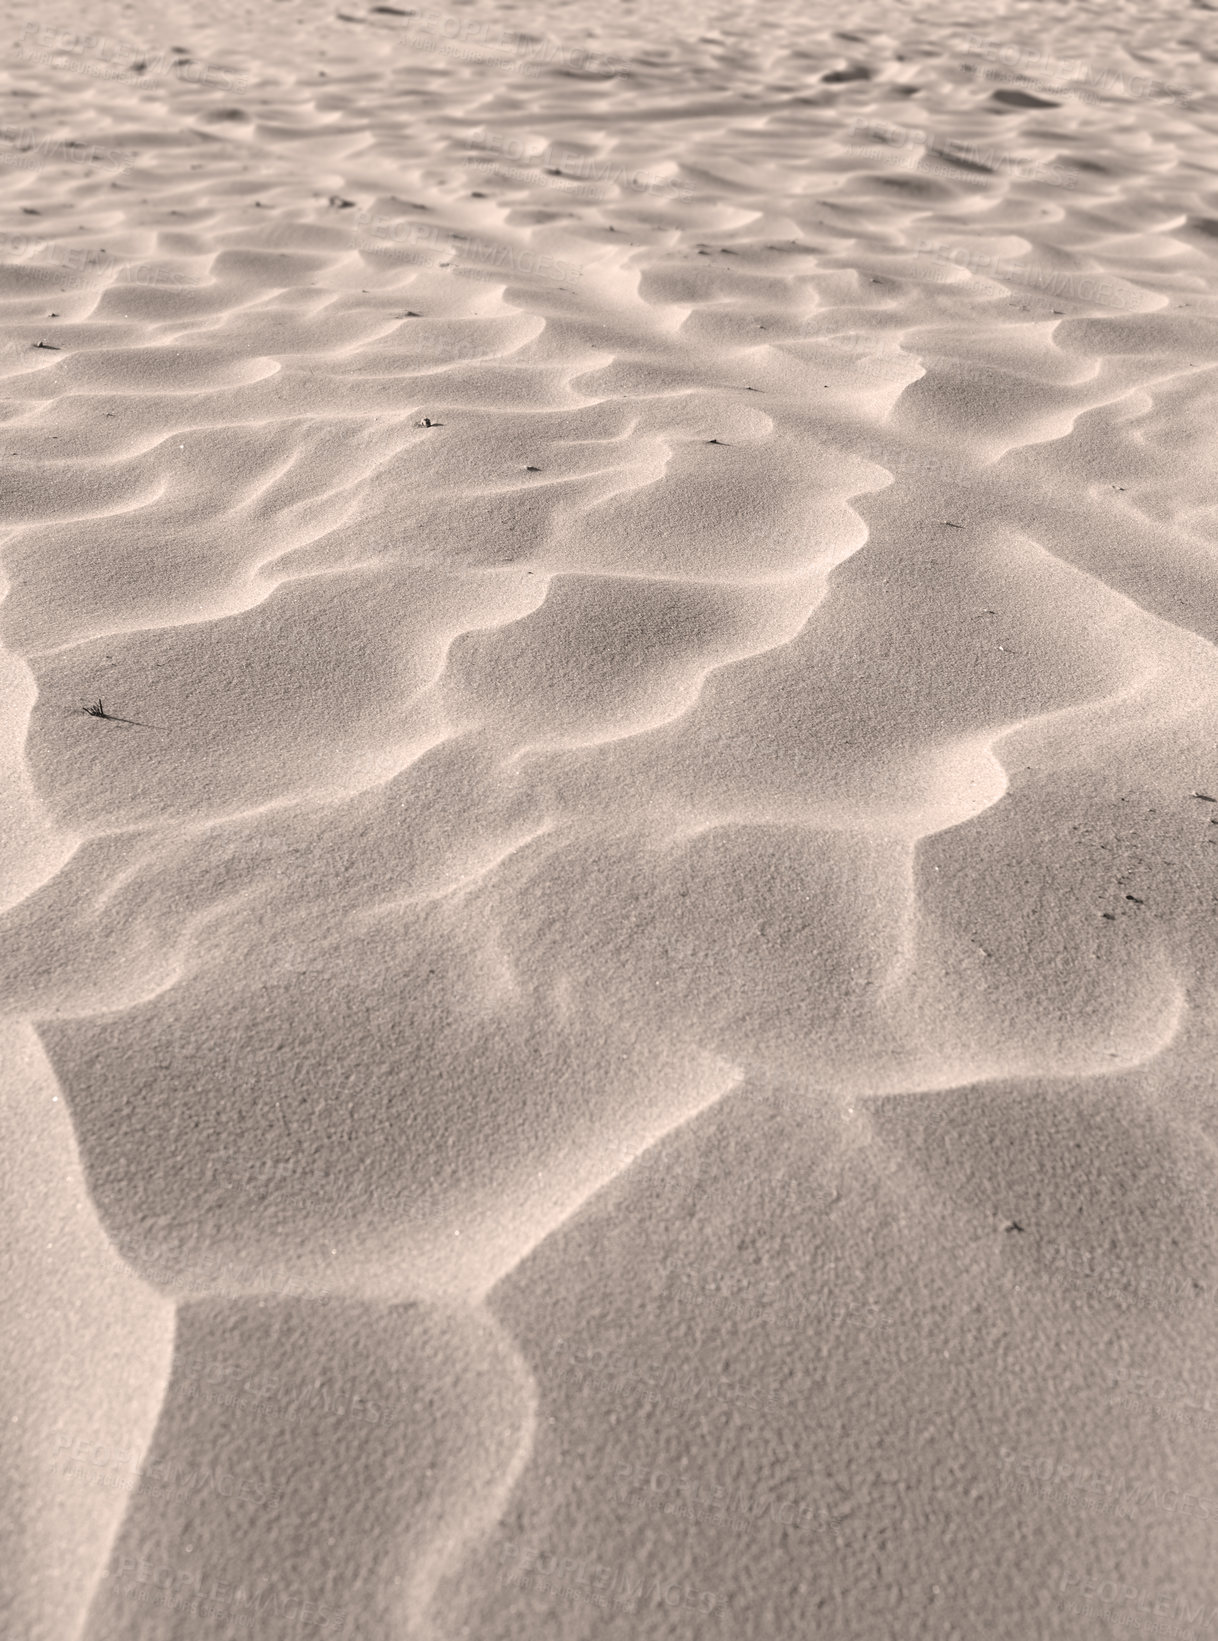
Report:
2,0,1218,1635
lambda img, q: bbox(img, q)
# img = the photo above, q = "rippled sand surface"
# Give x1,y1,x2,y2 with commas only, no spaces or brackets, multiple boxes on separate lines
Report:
3,0,1218,1635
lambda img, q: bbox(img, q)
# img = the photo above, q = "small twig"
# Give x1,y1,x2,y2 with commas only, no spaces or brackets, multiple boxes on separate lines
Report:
79,698,161,728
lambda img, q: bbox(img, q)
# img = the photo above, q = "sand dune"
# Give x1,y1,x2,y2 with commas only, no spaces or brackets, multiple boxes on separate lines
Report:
3,0,1218,1635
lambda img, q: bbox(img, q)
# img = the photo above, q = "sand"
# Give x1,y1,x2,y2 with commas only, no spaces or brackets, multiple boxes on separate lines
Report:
2,0,1218,1634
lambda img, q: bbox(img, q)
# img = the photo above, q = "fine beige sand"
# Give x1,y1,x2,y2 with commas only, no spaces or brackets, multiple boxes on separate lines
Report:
3,0,1218,1635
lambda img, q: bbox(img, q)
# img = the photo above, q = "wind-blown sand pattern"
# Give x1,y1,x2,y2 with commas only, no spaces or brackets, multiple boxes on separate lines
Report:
3,0,1218,1635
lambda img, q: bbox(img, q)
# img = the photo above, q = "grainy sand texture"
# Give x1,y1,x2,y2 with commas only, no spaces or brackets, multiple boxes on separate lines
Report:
3,0,1218,1635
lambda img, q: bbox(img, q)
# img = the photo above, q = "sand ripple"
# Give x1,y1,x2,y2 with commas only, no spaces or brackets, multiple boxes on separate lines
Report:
3,1,1217,1633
